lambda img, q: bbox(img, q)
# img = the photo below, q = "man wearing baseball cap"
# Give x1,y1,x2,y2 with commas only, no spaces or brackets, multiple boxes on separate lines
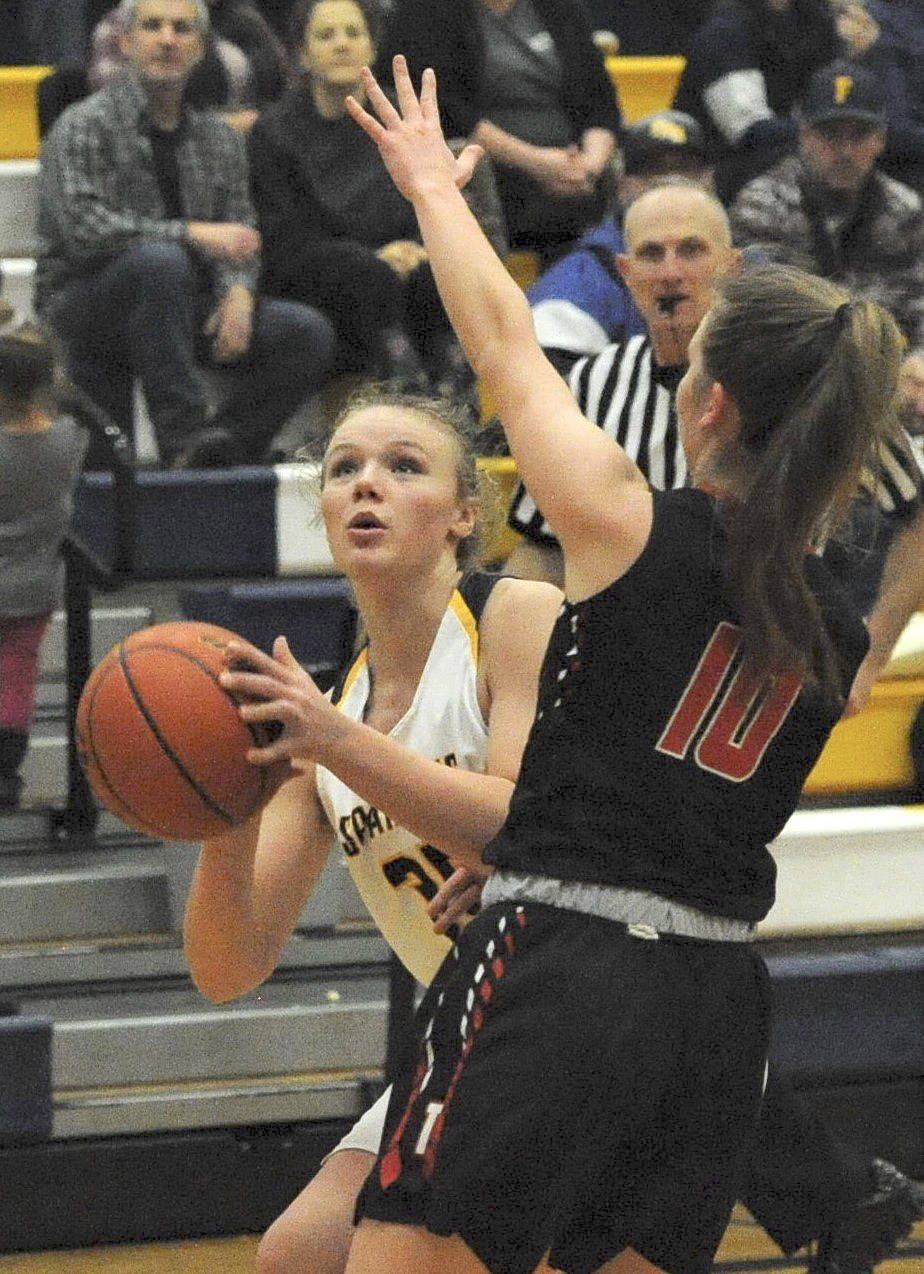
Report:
730,58,924,346
527,109,714,368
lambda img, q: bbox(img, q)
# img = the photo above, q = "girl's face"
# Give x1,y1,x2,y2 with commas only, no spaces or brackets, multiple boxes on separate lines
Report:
300,0,374,88
321,406,476,579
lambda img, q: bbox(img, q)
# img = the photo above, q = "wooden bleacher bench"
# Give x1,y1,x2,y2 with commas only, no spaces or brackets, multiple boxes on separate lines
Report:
0,65,51,160
605,55,685,123
804,678,924,795
805,614,924,796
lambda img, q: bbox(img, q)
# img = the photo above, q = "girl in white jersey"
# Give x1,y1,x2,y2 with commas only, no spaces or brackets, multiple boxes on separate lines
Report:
183,385,561,1274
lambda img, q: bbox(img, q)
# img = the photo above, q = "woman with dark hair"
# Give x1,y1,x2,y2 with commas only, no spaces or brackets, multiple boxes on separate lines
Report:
378,0,621,260
248,0,506,395
308,59,904,1274
673,0,841,199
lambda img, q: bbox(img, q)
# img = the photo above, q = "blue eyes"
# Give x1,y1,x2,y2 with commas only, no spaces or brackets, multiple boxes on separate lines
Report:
326,456,424,478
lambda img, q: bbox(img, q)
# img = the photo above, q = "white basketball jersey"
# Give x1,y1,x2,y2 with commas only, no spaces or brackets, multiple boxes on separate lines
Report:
315,577,494,986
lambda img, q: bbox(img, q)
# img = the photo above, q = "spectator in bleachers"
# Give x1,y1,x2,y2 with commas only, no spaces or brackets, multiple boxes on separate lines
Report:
527,110,713,370
834,0,924,194
248,0,507,403
507,184,741,585
0,321,87,808
38,0,290,136
729,60,924,349
507,183,924,727
35,0,335,469
89,0,289,129
673,0,841,201
378,0,621,261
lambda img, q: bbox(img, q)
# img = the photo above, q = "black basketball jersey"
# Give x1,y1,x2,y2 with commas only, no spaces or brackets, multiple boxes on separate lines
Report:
483,488,869,922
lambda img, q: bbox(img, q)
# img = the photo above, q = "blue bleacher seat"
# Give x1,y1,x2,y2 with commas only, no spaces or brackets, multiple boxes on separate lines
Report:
0,1014,52,1145
179,576,357,691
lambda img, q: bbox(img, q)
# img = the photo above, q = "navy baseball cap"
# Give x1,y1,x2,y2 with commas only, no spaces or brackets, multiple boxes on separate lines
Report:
621,110,709,175
800,60,886,127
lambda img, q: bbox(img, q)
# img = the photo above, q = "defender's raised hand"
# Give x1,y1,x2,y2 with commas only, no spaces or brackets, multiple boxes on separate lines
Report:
346,56,483,202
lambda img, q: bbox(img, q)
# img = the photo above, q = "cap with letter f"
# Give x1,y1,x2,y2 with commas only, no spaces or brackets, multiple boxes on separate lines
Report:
800,59,887,128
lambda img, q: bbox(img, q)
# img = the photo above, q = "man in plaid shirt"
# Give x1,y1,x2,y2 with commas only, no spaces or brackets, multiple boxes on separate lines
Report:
36,0,334,467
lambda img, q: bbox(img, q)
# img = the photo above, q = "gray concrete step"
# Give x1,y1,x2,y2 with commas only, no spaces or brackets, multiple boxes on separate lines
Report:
0,848,171,945
27,972,389,1089
0,159,39,257
38,604,154,684
13,968,392,1138
53,1068,381,1140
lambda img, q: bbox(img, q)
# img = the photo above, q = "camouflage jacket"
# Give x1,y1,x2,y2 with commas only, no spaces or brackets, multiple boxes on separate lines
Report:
730,154,924,346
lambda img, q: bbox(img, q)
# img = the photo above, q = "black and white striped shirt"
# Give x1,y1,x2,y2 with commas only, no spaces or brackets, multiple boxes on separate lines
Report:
508,335,686,545
508,334,924,546
862,435,924,516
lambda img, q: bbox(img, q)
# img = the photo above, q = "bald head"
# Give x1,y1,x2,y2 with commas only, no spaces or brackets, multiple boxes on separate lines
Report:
616,184,740,364
623,184,733,254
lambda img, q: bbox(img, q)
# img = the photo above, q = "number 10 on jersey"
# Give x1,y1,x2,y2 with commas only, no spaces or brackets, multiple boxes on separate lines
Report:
656,622,802,782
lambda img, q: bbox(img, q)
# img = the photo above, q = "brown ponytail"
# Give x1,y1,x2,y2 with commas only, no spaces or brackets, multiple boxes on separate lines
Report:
700,265,903,699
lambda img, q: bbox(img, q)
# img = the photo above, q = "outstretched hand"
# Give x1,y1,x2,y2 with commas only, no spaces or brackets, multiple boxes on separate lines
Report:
346,56,484,202
220,635,346,767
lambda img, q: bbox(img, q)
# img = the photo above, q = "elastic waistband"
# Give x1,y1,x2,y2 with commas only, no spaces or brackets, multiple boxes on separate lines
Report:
481,871,756,943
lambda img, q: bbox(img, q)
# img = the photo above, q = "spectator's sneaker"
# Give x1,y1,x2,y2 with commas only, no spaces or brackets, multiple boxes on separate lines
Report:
808,1159,923,1274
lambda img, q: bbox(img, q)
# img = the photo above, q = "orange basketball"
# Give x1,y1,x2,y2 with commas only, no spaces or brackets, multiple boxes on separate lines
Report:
76,621,281,841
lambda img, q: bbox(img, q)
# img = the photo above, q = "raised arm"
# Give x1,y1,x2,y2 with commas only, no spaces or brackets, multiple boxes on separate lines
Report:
847,503,924,715
346,59,652,599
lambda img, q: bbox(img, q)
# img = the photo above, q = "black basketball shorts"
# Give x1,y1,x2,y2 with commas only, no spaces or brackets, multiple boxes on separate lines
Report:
356,899,770,1274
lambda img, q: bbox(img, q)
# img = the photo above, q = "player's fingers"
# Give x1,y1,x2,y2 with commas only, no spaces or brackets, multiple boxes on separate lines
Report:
419,66,440,124
453,143,484,189
432,886,482,933
225,644,303,691
365,64,403,126
225,637,275,670
427,867,476,918
245,741,290,766
392,54,421,119
344,92,385,143
272,635,302,667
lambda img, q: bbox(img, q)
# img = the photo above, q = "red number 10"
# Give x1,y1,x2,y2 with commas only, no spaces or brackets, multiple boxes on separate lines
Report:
656,622,802,782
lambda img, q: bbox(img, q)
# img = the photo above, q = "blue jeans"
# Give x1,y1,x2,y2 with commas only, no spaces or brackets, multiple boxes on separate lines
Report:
47,241,335,463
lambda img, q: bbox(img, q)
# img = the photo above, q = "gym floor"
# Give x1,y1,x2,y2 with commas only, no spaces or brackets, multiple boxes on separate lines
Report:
0,1208,922,1273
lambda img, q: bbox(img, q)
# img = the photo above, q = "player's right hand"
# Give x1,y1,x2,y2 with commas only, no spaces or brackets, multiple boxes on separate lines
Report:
428,866,489,934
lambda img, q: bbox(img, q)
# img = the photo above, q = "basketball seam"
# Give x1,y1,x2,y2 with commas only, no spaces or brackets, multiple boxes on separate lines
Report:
78,662,171,839
127,639,279,802
118,643,240,828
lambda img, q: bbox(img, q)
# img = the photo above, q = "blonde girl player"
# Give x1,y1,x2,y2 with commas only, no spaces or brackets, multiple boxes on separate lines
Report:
217,60,904,1274
182,386,562,1274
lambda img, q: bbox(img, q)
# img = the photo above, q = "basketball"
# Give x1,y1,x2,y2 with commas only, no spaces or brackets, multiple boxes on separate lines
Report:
75,621,283,841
